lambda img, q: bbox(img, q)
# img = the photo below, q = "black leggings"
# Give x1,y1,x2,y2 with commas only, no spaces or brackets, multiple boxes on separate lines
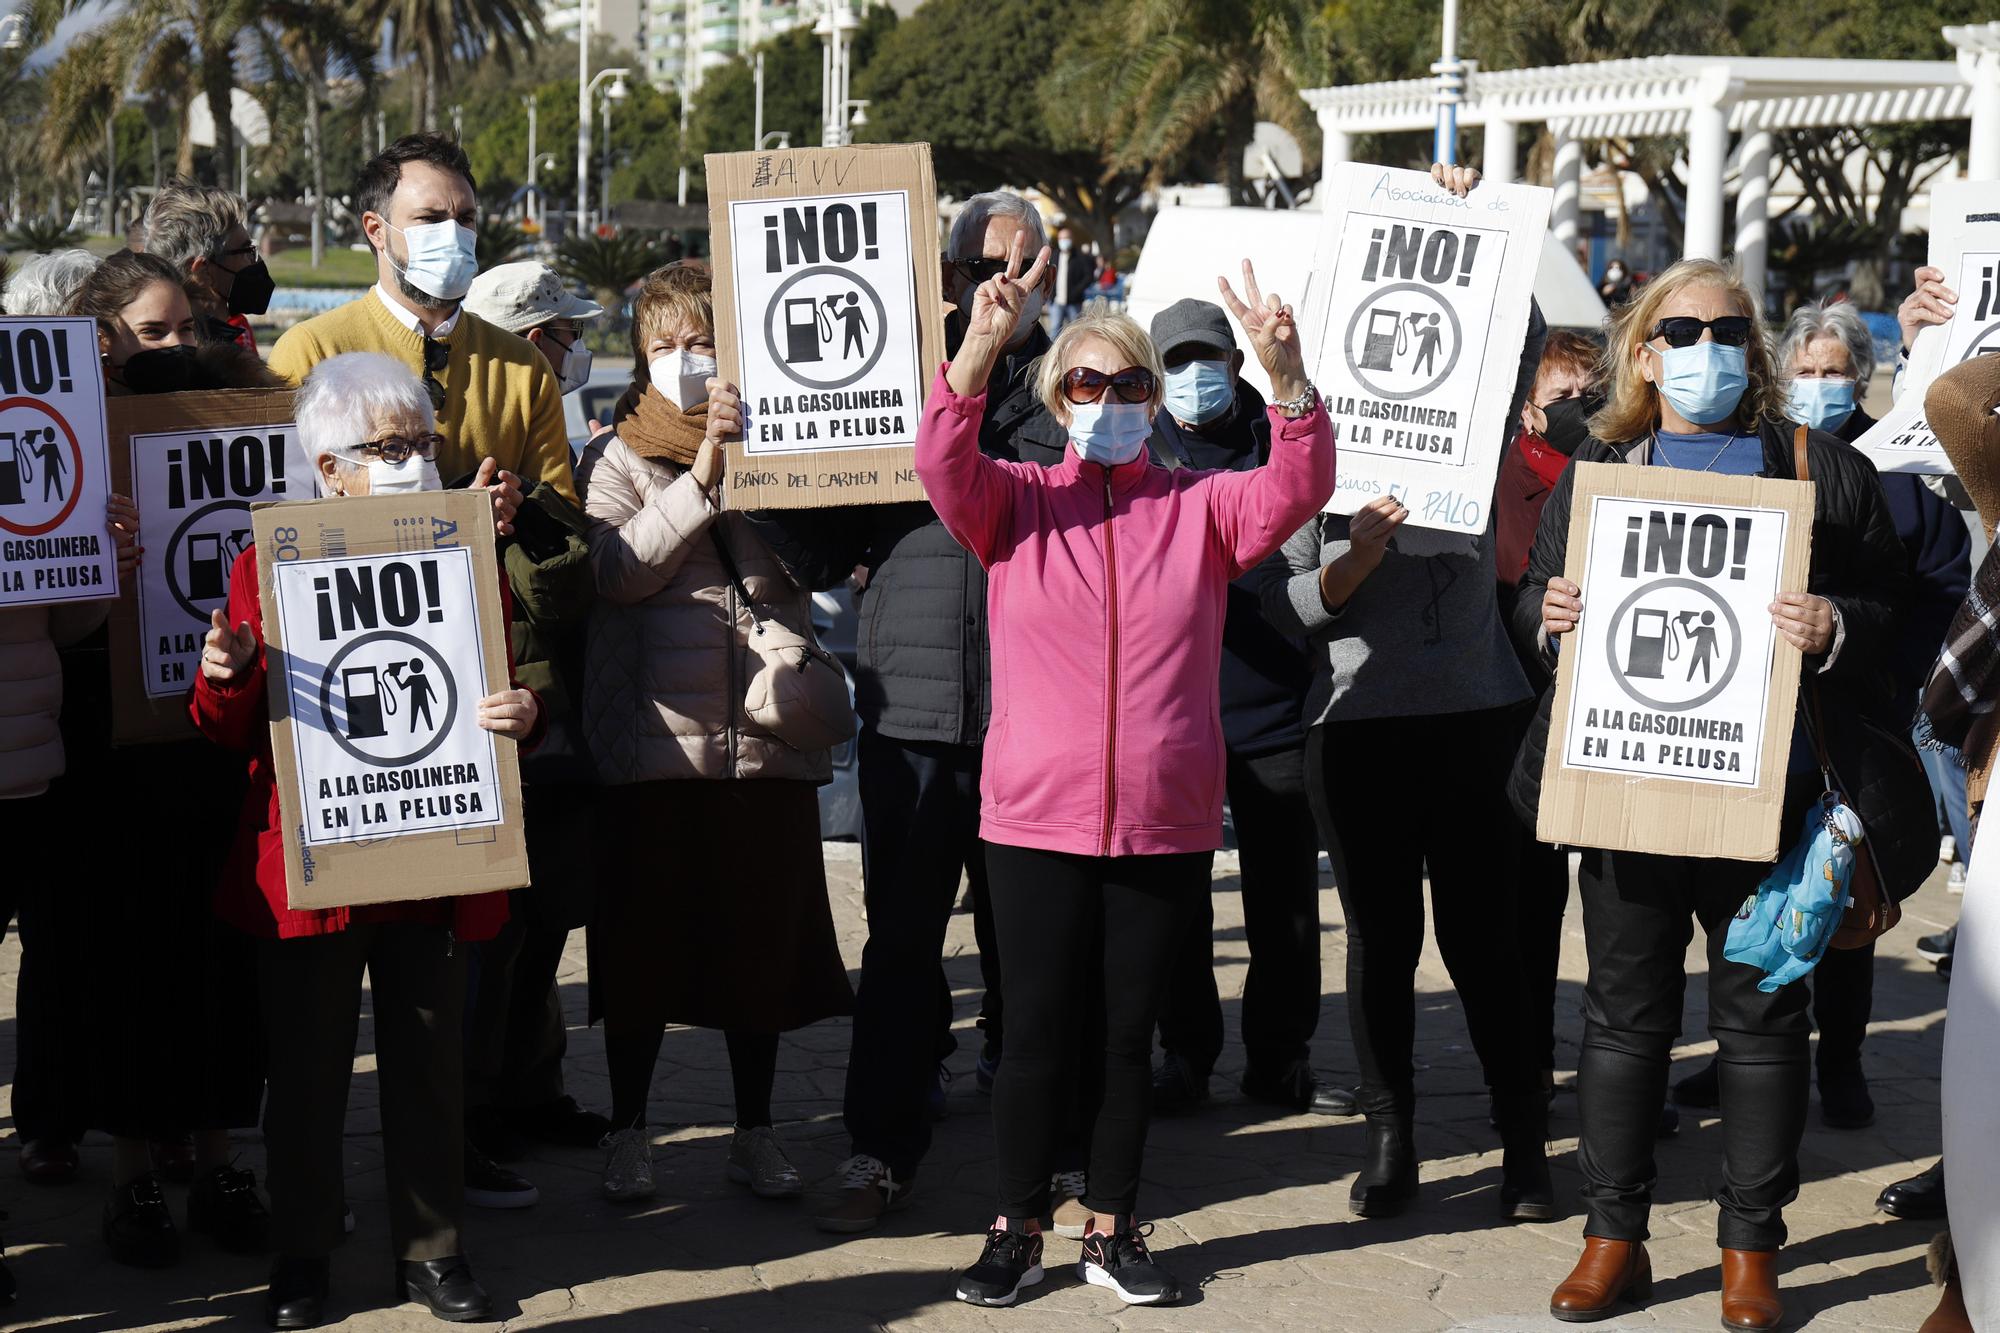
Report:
1306,708,1541,1116
985,843,1208,1219
608,1026,778,1130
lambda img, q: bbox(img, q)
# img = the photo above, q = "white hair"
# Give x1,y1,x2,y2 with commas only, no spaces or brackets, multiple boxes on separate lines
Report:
948,191,1048,261
1778,300,1876,391
4,249,99,316
296,352,436,484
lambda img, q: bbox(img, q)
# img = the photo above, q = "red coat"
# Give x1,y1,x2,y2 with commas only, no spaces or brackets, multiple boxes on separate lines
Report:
189,546,539,941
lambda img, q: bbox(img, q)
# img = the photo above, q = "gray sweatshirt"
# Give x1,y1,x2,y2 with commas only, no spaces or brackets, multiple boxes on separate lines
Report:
1260,305,1546,726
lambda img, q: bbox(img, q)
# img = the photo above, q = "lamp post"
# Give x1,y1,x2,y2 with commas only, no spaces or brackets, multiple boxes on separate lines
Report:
814,0,862,147
754,51,765,149
676,81,690,205
522,94,537,227
576,0,631,236
450,103,463,142
758,131,792,151
1431,0,1464,166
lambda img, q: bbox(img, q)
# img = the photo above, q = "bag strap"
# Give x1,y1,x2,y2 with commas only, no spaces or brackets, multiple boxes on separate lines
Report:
1793,422,1810,485
708,525,762,626
1791,423,1835,786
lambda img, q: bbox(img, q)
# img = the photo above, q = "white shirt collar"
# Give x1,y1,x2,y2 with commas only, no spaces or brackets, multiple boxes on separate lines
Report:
373,284,461,339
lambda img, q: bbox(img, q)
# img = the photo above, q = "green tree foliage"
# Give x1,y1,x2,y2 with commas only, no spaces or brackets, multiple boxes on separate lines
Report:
859,0,1145,249
557,230,665,304
358,0,544,132
474,214,529,267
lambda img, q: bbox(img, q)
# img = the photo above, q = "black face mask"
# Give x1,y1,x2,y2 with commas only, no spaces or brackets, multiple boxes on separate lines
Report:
1539,393,1601,457
226,257,275,316
118,345,198,395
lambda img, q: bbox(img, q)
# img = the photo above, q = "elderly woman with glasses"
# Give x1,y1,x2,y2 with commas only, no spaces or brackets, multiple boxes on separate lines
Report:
190,351,541,1331
1513,260,1907,1331
912,238,1334,1310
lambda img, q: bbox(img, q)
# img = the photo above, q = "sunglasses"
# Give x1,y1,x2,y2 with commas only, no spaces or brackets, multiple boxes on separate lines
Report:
1062,366,1156,405
355,432,444,464
421,335,449,411
947,257,1011,285
1648,315,1753,348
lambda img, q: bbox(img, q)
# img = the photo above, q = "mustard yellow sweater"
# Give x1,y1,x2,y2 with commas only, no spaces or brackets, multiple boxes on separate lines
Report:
268,292,577,502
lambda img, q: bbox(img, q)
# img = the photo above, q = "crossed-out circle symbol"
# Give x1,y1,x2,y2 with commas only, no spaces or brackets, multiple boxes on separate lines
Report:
0,397,84,536
318,629,459,768
165,499,250,624
1961,321,2000,363
1607,577,1743,713
763,264,890,391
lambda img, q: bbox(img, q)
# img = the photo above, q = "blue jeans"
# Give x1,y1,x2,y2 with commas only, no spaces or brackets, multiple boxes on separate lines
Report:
1048,302,1084,335
1916,726,1973,854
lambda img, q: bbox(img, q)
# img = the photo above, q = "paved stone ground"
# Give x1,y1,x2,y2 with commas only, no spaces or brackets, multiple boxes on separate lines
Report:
0,842,1959,1330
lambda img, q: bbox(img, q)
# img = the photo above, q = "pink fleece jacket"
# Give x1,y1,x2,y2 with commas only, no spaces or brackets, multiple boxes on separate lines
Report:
916,367,1336,857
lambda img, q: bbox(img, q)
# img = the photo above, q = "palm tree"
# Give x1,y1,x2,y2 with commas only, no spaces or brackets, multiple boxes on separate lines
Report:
358,0,542,132
252,2,377,267
1040,0,1324,204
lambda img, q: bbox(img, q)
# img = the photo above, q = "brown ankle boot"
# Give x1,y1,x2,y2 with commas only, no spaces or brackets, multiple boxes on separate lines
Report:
1550,1237,1651,1322
1720,1248,1782,1331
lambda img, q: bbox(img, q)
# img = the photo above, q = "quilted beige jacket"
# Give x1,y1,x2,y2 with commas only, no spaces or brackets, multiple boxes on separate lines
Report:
1,602,109,800
577,433,832,785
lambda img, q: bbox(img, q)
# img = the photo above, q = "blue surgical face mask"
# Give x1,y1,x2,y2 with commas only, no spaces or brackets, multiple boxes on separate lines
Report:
1650,340,1747,426
1067,400,1153,466
1787,376,1856,433
387,219,479,303
1163,359,1236,427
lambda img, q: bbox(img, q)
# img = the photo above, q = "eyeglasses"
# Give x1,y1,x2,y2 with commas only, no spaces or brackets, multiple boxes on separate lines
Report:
212,242,258,262
421,335,449,411
1648,315,1753,348
1062,366,1156,405
947,257,1011,285
354,432,444,464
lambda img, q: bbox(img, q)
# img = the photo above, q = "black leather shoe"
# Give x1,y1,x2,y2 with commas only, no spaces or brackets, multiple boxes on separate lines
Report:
104,1173,180,1268
393,1256,495,1322
1350,1115,1418,1217
1672,1056,1719,1109
265,1256,329,1329
1240,1062,1357,1116
1493,1093,1556,1223
1151,1051,1210,1114
1877,1159,1947,1220
189,1162,271,1253
1818,1062,1876,1130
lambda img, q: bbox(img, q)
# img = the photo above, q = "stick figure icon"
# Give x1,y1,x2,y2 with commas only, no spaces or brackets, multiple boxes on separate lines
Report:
1678,610,1720,683
1407,313,1444,378
823,292,869,358
387,658,437,733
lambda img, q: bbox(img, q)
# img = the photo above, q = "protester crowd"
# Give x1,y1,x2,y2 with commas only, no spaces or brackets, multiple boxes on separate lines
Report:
0,134,1992,1332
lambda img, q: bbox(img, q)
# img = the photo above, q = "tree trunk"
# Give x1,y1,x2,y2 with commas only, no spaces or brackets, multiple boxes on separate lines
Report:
201,53,236,188
306,69,325,267
410,61,425,132
175,97,196,178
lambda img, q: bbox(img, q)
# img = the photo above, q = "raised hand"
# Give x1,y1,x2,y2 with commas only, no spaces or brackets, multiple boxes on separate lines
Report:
201,607,257,684
477,687,539,739
1216,259,1307,403
1431,162,1482,198
1899,265,1956,352
946,231,1052,398
106,492,141,578
473,456,523,538
695,377,738,492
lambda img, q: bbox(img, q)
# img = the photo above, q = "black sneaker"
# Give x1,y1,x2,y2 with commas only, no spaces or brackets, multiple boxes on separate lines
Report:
464,1144,539,1209
975,1043,1001,1095
1818,1063,1876,1130
505,1096,615,1151
1079,1216,1182,1306
1918,925,1957,965
954,1223,1044,1307
0,1210,15,1306
188,1162,271,1254
104,1172,181,1267
1152,1051,1209,1114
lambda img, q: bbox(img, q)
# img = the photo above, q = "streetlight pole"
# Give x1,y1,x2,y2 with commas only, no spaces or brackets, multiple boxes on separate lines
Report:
523,94,538,229
815,1,863,147
579,67,630,235
754,51,764,149
601,89,613,226
1431,0,1464,167
676,83,690,205
578,0,591,237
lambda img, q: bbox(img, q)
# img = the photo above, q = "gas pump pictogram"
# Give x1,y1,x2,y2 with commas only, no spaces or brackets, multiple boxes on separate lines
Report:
1608,577,1743,713
0,427,64,507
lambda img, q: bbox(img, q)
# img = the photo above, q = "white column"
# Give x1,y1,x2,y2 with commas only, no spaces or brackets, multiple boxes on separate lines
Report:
1483,117,1517,184
1972,50,2000,182
1321,121,1352,169
1551,126,1583,254
1682,94,1732,262
1735,129,1773,308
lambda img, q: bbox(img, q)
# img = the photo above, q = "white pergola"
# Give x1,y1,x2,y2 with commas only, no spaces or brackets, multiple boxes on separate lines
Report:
1302,31,2000,296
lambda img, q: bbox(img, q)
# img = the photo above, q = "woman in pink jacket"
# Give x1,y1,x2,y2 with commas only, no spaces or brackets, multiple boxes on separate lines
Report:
921,240,1335,1309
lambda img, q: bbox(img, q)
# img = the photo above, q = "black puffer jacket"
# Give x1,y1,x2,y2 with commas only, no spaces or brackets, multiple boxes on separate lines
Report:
1507,420,1927,881
748,326,1067,745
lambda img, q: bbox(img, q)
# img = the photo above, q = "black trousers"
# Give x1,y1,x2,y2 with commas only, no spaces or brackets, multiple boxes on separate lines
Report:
1306,709,1541,1114
1810,940,1873,1071
260,922,466,1261
985,843,1208,1218
1,794,91,1144
1575,811,1814,1252
842,728,1001,1176
1517,827,1572,1076
1157,745,1322,1075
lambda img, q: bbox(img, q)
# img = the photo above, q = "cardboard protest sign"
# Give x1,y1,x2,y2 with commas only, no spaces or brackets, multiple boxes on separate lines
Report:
106,390,312,744
255,489,528,910
1538,463,1814,862
707,142,944,509
1298,163,1551,537
0,317,116,606
1853,177,2000,474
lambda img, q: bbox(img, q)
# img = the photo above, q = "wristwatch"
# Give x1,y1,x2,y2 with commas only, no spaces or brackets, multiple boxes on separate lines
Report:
1273,382,1319,419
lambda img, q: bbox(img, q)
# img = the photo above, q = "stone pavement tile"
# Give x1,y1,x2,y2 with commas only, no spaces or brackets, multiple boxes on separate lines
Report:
0,849,1955,1329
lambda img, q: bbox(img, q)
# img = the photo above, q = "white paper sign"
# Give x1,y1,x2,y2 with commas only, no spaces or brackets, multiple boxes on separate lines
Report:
270,546,501,846
1850,390,1947,474
1300,164,1552,536
1561,496,1789,788
727,190,921,456
131,420,314,698
0,317,116,605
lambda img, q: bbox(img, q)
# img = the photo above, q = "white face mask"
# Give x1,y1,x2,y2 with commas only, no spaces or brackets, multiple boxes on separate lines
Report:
336,448,441,496
650,349,716,412
557,340,593,396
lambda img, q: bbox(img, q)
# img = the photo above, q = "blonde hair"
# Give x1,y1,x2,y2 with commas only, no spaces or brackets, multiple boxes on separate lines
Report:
1590,257,1783,445
630,260,713,383
1034,312,1166,418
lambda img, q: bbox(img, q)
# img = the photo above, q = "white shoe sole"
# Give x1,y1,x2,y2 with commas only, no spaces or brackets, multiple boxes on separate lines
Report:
955,1264,1043,1307
465,1185,539,1209
727,1162,803,1199
1079,1259,1178,1306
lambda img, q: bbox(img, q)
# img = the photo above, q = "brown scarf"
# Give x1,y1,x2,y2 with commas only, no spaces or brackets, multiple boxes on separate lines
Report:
620,384,707,465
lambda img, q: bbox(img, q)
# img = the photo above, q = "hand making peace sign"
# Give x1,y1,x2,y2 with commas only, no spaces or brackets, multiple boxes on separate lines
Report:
1216,260,1308,405
945,230,1053,399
